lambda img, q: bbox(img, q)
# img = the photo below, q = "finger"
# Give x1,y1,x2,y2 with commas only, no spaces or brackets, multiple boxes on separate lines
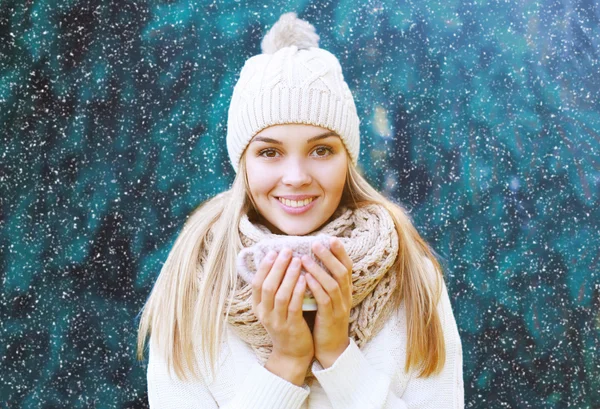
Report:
261,248,292,311
302,253,341,307
288,270,306,323
274,257,301,320
313,240,350,301
329,237,354,287
305,273,333,315
327,238,352,300
313,241,348,281
252,250,277,313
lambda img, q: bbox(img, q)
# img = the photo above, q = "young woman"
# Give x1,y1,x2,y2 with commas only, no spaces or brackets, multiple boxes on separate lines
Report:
137,12,464,408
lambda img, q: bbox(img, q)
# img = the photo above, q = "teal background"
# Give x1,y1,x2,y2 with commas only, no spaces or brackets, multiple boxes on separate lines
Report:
1,0,599,407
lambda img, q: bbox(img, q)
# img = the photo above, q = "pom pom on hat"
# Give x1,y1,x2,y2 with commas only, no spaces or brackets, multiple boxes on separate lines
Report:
260,12,320,54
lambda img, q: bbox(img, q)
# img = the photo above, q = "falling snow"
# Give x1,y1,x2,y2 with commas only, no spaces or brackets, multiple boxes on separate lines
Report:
1,0,599,408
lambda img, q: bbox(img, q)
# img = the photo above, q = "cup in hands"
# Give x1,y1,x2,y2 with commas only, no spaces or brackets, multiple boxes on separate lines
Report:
237,233,333,311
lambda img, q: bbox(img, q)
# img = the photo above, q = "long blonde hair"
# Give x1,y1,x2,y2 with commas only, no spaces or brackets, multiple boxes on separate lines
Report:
137,152,448,382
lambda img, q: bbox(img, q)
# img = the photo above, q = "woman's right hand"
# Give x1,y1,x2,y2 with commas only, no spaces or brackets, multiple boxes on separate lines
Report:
251,247,314,363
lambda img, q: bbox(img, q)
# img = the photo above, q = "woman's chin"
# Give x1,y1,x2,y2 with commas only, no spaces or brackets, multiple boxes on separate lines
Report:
271,223,315,236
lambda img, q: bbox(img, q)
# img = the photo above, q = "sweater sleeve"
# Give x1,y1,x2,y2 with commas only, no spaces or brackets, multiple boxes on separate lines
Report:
311,280,464,409
147,337,310,409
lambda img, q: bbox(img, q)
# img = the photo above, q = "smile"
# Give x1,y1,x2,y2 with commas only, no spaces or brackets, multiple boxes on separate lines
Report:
275,196,318,214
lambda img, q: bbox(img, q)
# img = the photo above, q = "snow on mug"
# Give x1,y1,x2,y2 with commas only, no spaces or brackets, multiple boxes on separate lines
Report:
236,233,333,311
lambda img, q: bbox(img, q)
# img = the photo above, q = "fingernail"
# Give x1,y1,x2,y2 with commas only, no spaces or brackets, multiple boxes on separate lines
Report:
266,251,276,261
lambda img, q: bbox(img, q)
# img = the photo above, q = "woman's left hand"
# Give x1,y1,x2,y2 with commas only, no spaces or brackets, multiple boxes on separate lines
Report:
301,237,353,368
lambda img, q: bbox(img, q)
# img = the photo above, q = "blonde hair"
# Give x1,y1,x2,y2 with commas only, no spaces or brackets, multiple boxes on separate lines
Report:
137,150,448,382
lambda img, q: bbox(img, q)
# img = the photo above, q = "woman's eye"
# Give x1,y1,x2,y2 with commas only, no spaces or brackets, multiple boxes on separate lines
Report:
258,148,278,158
313,146,334,157
257,146,334,158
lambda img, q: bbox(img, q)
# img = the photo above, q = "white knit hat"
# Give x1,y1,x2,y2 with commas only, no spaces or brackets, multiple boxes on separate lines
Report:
226,12,361,173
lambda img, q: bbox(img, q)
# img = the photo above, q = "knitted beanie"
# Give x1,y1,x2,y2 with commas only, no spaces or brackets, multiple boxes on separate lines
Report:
226,12,361,173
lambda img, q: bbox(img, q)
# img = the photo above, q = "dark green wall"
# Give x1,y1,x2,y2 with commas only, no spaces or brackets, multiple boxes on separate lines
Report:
1,0,599,407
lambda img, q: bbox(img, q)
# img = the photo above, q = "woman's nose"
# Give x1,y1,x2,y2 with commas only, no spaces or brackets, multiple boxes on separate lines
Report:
281,158,311,185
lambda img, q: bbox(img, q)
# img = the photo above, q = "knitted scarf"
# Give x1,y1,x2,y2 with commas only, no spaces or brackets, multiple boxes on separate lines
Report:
224,203,399,383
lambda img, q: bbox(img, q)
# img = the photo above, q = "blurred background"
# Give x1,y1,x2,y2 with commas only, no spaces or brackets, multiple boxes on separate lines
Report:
1,0,599,407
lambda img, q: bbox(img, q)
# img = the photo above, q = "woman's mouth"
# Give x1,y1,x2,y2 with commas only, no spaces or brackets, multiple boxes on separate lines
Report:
275,196,318,214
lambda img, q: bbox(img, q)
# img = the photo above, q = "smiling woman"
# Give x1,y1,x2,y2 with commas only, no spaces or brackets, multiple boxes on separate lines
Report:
244,124,348,236
137,11,464,409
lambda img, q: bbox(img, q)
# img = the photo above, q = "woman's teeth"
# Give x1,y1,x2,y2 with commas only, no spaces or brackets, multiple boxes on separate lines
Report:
277,197,314,207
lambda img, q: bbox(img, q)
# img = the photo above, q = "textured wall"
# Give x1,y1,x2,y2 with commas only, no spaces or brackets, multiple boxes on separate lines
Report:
1,0,599,407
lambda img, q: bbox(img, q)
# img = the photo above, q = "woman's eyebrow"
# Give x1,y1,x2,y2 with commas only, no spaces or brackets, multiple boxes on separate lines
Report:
251,131,340,145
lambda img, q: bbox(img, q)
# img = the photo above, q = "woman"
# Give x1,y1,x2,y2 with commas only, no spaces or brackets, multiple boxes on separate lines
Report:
137,12,464,408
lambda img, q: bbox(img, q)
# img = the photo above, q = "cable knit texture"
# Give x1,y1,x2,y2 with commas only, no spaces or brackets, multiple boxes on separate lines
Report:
226,203,399,382
226,12,361,173
236,233,335,311
236,233,333,291
146,256,465,408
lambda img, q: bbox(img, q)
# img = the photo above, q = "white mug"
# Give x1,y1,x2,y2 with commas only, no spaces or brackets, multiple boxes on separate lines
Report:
236,233,333,311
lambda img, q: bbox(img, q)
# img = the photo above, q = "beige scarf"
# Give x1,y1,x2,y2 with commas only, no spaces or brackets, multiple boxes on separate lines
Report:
224,203,399,383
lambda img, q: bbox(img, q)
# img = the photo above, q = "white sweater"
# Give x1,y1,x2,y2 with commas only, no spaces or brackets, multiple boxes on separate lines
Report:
146,279,464,408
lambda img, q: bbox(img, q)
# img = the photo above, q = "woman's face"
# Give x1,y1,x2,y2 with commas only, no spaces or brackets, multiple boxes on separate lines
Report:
244,124,348,236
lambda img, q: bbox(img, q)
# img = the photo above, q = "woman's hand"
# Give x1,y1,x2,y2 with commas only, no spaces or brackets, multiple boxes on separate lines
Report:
301,237,353,368
252,248,315,364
